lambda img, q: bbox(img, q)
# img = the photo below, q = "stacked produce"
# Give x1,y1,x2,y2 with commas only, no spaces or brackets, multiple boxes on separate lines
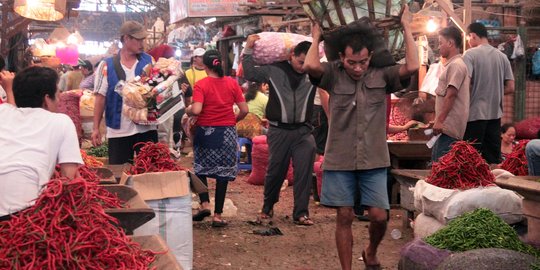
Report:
127,142,184,175
500,140,530,176
80,149,104,167
425,208,540,257
0,177,157,269
427,141,495,189
118,57,183,124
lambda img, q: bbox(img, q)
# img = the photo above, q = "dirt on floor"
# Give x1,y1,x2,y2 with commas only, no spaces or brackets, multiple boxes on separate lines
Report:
178,156,413,270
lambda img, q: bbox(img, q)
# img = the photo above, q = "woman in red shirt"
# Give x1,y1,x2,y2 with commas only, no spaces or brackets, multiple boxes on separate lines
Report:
186,50,248,227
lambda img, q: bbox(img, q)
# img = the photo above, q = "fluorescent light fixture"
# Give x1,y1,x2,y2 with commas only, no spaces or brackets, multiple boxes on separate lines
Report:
175,50,182,58
204,17,216,24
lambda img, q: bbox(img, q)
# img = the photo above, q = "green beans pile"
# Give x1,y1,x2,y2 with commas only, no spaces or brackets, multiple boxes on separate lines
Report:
425,208,540,257
87,143,108,157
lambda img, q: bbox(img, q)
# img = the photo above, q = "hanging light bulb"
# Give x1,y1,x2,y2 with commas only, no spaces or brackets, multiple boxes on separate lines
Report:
14,0,66,21
426,18,439,33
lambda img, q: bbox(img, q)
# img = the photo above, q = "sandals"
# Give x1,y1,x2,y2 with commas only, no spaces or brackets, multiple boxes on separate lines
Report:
192,209,211,221
247,210,273,226
211,219,228,228
361,250,381,270
293,215,314,226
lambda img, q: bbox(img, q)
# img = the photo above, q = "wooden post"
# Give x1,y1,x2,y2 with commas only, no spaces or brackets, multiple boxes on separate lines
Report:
514,26,526,122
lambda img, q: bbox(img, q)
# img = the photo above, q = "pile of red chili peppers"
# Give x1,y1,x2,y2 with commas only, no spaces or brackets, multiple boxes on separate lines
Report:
128,142,184,175
500,140,530,176
427,141,495,189
0,177,157,269
53,165,101,183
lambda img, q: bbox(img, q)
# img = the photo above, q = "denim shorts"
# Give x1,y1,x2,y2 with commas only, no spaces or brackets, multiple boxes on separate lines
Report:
321,168,389,210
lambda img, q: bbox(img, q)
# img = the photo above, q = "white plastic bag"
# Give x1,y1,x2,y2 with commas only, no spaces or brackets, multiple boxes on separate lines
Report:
419,62,445,96
511,34,524,59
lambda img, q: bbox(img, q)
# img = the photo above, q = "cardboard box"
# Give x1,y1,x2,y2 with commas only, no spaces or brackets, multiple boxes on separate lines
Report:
120,170,207,201
120,170,190,201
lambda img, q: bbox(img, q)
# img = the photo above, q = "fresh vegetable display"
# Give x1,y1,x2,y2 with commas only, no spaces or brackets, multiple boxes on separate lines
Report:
500,140,530,176
427,141,495,189
86,143,109,158
127,142,184,175
0,177,158,269
80,149,104,167
425,208,540,257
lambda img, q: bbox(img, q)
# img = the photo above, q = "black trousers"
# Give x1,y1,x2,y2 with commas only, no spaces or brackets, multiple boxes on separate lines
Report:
197,175,229,214
463,119,502,164
108,130,158,165
311,105,328,155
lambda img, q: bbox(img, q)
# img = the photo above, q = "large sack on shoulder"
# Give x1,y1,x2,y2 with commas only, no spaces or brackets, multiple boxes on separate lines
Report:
251,32,313,65
436,248,539,270
323,17,396,67
398,238,451,270
413,213,445,239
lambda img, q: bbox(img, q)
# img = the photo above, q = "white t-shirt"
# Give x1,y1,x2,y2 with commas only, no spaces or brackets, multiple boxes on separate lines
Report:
94,60,156,139
0,104,83,215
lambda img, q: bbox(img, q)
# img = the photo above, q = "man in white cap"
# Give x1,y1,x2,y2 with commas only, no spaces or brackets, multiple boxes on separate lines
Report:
92,20,157,164
184,48,207,89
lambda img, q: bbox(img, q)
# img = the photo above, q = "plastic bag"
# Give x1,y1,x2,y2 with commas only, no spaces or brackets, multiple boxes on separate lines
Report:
511,34,524,59
419,62,445,96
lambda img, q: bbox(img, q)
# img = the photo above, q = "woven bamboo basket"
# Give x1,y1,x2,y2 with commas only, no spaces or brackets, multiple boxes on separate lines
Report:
299,0,403,29
299,0,405,61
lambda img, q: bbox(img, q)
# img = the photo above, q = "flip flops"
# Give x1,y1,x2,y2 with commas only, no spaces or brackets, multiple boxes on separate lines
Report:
211,220,228,228
192,209,211,221
361,250,382,270
293,215,314,226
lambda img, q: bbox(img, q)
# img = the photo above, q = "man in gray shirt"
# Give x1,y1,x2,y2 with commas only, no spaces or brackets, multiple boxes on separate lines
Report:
463,22,514,164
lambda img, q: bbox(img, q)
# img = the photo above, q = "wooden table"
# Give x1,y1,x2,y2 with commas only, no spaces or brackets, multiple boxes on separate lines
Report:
390,169,430,228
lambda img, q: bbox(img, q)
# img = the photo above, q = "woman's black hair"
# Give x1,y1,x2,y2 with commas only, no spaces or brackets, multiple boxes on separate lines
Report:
202,49,224,77
501,123,515,134
244,81,262,102
13,66,58,108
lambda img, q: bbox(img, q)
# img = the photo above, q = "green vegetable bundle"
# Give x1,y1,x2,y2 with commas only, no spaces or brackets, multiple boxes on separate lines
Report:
87,143,108,157
425,208,540,257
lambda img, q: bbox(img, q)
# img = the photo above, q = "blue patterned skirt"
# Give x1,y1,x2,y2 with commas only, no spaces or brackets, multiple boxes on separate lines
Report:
193,126,238,181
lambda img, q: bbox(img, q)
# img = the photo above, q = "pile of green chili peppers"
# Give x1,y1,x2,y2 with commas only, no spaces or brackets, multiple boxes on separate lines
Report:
425,208,540,258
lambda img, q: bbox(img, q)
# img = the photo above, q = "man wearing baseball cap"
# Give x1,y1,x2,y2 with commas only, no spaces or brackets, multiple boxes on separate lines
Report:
184,48,207,88
92,20,157,164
